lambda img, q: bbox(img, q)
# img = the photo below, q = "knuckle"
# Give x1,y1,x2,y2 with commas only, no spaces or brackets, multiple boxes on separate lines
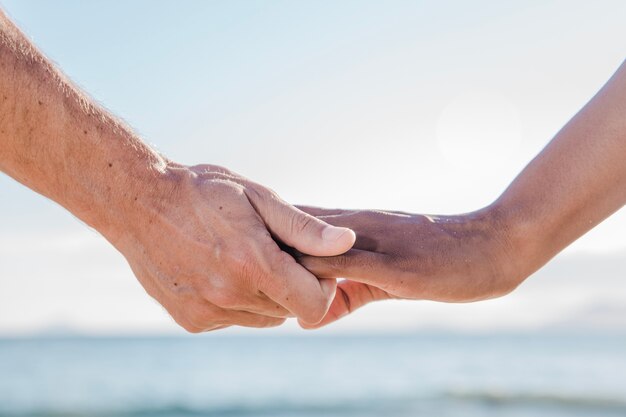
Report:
172,314,203,334
274,309,293,319
204,324,230,333
269,248,297,273
185,301,221,328
204,178,245,200
315,255,350,276
299,299,328,325
299,257,331,279
262,317,287,328
237,251,268,287
289,213,316,237
209,288,239,309
245,315,286,329
261,251,296,291
244,182,272,204
205,178,234,195
206,164,235,177
183,325,203,334
332,255,351,270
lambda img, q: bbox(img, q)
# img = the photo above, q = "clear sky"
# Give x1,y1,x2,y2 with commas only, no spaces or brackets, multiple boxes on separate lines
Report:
0,0,625,335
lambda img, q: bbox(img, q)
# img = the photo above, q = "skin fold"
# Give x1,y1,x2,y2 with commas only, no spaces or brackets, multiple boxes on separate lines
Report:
0,10,356,332
299,60,626,329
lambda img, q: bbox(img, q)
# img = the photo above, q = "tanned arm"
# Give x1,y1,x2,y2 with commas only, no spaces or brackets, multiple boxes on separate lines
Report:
298,60,626,328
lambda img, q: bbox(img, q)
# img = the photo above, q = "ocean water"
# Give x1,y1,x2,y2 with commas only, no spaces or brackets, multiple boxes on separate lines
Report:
0,332,625,417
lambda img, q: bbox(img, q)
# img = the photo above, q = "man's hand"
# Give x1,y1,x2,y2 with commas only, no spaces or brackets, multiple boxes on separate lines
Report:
0,10,355,332
108,165,355,332
296,206,522,328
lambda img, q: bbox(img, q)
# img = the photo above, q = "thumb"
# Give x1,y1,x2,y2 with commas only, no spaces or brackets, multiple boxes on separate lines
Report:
246,190,355,256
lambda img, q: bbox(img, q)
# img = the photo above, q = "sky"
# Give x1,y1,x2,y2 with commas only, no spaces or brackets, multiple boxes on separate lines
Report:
0,0,625,335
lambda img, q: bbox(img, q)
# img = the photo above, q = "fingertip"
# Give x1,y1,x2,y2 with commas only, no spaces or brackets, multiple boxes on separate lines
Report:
298,318,319,330
321,226,356,255
297,309,342,329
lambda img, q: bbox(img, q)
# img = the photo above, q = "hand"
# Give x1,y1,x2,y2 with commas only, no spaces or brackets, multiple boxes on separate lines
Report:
106,165,355,332
296,206,523,328
0,10,356,333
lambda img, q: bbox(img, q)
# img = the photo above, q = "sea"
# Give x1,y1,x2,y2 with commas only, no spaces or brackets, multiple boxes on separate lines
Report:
1,332,625,417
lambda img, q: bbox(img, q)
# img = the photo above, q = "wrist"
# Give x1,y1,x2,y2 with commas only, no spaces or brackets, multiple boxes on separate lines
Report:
483,200,544,288
70,137,177,246
103,162,187,248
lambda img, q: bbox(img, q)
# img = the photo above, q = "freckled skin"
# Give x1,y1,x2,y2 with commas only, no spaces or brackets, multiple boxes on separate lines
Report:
298,60,626,329
0,10,356,332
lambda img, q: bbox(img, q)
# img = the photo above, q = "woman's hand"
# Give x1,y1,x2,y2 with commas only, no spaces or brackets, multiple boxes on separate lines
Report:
298,61,626,329
296,206,526,328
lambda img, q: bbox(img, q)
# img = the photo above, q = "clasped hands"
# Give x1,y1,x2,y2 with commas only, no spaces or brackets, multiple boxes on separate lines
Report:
111,162,526,332
1,9,621,335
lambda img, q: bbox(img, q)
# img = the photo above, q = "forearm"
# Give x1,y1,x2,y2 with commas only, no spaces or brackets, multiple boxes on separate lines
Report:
0,11,167,240
494,60,626,278
0,10,356,331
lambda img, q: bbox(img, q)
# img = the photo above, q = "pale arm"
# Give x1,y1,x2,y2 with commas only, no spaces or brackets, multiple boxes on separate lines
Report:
0,10,356,331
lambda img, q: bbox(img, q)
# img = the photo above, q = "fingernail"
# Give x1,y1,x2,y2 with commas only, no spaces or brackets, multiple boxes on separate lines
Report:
322,226,353,243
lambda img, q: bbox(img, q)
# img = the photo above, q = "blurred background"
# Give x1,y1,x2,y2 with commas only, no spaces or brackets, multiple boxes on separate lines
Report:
0,1,625,416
